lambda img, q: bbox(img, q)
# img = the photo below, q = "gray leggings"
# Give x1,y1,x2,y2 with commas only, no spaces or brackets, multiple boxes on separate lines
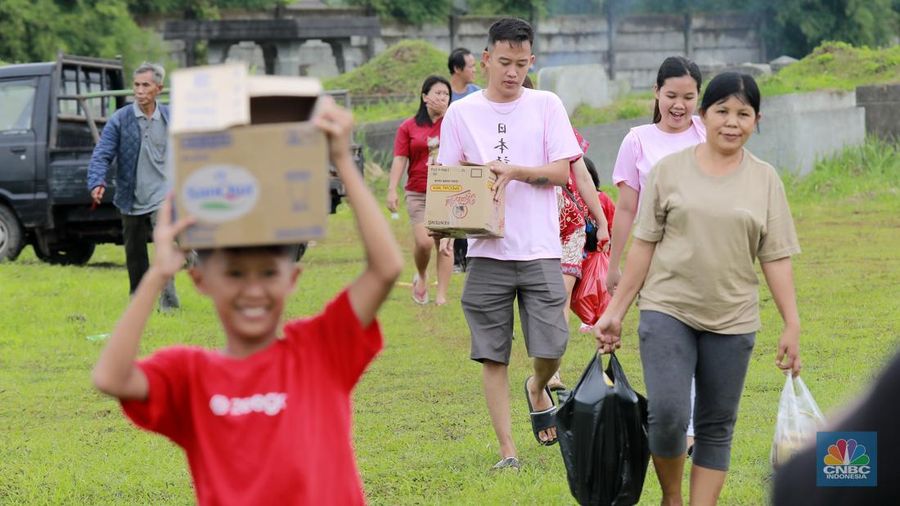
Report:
638,310,755,471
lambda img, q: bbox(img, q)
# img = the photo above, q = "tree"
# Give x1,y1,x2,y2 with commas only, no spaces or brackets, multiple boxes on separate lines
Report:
770,0,899,57
344,0,451,24
0,0,167,72
637,0,900,58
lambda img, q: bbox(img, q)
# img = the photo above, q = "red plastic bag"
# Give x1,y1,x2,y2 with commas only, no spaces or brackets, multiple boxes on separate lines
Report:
571,250,611,326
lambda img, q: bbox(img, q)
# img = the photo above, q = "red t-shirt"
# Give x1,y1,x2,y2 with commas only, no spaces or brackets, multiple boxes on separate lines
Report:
121,290,382,506
598,191,615,236
393,116,443,193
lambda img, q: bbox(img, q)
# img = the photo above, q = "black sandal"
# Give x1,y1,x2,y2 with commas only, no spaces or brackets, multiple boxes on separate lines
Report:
524,376,558,446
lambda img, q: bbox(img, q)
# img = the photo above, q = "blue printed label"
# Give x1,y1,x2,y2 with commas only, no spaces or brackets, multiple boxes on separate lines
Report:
182,165,260,223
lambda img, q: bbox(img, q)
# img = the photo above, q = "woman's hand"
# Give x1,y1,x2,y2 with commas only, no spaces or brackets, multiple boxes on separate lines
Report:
775,324,801,377
425,94,449,117
597,228,610,254
593,314,622,354
386,187,399,213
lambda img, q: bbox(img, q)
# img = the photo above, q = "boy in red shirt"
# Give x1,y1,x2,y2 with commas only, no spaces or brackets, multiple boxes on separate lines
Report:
92,97,404,505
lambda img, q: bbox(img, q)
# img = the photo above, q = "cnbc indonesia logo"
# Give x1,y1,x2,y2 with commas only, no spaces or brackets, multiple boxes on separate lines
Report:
823,439,870,477
818,433,877,487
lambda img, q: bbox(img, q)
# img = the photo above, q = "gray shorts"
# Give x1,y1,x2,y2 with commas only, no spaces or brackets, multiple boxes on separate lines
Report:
461,257,569,364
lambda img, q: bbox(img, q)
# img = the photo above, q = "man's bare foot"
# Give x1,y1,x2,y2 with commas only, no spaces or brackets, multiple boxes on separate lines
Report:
412,273,428,305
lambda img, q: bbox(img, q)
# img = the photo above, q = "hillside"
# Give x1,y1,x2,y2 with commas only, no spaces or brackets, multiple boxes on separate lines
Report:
324,40,449,97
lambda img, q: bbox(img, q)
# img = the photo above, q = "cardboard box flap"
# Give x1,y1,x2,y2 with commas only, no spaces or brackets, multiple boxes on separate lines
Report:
248,75,321,97
170,63,250,134
248,76,322,124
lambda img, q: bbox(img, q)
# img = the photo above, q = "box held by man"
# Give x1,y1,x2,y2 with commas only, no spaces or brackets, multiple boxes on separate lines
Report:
424,165,504,238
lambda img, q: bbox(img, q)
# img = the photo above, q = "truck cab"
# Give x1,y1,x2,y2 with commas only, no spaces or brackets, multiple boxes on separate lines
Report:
0,55,126,263
0,56,360,264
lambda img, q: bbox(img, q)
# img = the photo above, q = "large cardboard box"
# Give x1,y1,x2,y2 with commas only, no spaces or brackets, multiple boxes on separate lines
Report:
169,64,329,249
424,165,504,238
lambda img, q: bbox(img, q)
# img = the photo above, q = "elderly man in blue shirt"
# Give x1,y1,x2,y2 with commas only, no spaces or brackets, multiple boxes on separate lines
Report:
87,62,179,311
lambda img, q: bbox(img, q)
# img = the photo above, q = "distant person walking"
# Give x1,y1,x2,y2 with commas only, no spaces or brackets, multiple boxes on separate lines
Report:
87,62,179,311
448,47,480,102
595,72,803,505
448,47,481,272
520,76,609,392
386,75,453,305
606,56,706,449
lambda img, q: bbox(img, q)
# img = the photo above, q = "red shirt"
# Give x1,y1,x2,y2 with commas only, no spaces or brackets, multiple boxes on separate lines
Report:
598,190,615,235
393,116,443,193
121,291,382,506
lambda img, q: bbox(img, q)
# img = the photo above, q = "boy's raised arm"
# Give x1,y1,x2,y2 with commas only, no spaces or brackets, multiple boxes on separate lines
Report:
314,97,403,327
92,196,194,399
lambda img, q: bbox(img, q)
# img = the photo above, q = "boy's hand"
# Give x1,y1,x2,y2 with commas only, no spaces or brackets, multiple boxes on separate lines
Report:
314,95,354,164
152,194,195,278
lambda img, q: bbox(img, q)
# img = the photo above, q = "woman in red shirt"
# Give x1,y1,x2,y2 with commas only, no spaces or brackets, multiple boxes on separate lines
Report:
387,76,453,305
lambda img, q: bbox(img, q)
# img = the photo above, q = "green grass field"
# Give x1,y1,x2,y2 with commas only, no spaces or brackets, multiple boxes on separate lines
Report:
1,141,898,504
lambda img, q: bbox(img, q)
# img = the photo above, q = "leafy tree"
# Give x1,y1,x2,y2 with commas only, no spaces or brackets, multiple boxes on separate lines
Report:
468,0,547,20
0,0,167,72
770,0,899,57
636,0,900,58
126,0,285,19
0,0,62,64
343,0,451,24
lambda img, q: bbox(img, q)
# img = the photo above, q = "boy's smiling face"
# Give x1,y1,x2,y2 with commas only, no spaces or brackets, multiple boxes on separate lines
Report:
191,249,300,351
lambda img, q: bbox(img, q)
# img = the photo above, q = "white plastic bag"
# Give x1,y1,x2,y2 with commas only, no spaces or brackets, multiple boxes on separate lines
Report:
771,374,826,468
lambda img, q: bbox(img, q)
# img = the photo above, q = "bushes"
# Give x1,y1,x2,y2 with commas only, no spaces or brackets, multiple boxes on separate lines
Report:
759,42,900,96
324,40,448,97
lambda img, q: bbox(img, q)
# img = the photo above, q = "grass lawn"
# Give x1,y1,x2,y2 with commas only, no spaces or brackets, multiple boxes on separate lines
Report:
1,144,898,504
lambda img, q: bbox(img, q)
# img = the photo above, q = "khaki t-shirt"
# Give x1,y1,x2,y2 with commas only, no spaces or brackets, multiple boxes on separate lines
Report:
633,147,800,334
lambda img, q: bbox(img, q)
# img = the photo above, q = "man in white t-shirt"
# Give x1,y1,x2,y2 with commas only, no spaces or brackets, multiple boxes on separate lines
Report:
437,17,582,470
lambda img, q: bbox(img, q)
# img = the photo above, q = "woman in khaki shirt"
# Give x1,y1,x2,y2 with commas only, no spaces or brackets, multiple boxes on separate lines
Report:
595,72,803,506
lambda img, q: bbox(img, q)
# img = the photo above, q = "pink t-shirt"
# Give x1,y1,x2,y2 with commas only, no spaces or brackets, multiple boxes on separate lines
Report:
611,118,706,195
437,88,582,260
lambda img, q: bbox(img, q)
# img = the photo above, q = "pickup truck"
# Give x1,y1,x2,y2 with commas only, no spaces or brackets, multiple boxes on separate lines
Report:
0,54,126,264
0,54,361,264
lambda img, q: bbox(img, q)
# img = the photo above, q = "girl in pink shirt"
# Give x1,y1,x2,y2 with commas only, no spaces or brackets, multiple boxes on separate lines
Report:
607,57,705,294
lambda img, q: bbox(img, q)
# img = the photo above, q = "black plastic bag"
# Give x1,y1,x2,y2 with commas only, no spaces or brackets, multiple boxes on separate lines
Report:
556,352,650,506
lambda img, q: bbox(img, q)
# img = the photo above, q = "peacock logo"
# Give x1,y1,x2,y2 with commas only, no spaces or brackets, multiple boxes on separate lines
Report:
823,438,869,466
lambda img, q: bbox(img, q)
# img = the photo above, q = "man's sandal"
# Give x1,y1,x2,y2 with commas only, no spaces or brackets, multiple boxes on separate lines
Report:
524,376,558,446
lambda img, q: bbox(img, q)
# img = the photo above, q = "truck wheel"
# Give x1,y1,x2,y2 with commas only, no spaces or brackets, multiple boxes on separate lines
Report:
34,240,96,266
0,205,25,262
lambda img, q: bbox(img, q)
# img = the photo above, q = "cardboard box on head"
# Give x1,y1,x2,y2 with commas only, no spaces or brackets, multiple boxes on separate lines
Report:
424,165,504,238
169,64,329,250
